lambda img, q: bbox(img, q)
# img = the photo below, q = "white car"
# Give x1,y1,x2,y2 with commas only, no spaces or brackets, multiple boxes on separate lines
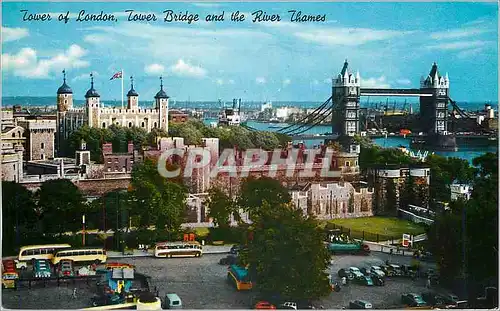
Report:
14,260,27,270
348,267,362,280
281,302,297,310
370,266,385,278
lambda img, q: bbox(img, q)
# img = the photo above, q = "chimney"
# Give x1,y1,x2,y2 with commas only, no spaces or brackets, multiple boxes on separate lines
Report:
128,141,134,154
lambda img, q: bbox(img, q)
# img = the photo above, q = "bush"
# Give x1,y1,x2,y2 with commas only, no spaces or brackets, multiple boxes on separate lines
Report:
207,226,248,244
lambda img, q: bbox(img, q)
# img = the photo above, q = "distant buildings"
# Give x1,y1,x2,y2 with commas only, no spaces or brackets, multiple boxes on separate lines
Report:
450,181,472,201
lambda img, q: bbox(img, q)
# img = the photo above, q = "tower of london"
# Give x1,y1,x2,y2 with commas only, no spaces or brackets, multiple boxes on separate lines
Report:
56,71,170,154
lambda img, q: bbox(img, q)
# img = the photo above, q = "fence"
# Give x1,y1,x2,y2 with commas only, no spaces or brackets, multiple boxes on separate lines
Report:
398,208,435,225
328,223,401,244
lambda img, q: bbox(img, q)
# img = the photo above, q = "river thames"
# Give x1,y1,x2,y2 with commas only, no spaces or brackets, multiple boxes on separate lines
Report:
206,119,498,163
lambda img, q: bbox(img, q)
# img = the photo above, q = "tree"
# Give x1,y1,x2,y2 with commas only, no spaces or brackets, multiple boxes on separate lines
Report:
238,177,291,219
2,182,38,253
207,188,236,228
426,152,498,298
37,179,86,235
245,202,332,301
129,159,187,232
250,131,281,150
146,128,168,146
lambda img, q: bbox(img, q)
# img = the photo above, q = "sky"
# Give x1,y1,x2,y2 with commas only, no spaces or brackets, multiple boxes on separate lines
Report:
1,2,498,103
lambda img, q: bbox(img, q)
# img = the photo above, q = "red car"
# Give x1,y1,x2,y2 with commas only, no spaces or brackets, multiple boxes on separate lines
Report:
255,301,276,310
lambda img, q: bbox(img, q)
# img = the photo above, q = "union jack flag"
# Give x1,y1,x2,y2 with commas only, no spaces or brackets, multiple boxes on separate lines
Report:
110,71,122,80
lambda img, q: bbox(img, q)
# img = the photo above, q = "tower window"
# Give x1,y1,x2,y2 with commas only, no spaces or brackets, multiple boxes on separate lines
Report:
64,100,67,104
41,154,45,160
154,122,157,128
12,133,15,138
129,122,132,128
41,143,45,149
141,122,145,128
102,122,106,128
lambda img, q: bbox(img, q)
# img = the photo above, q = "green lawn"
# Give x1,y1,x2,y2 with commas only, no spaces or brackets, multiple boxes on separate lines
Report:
193,227,210,238
326,217,426,238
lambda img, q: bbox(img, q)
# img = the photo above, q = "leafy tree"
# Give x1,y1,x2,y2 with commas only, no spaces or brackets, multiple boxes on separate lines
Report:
125,126,148,149
238,177,291,219
129,159,187,231
250,131,281,150
146,128,168,146
68,125,113,162
108,124,128,153
88,190,131,231
427,152,498,298
2,182,38,252
37,179,86,235
245,202,332,301
207,188,236,228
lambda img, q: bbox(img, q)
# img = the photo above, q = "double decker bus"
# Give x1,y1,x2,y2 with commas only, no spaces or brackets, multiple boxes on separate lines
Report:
227,264,252,291
154,241,202,258
18,244,71,262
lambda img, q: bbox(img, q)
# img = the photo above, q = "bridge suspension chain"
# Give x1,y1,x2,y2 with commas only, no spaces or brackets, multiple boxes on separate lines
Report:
287,107,334,136
278,96,332,134
448,97,493,133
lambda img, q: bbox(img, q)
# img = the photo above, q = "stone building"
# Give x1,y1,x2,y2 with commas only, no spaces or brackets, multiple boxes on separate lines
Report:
169,110,189,123
18,119,56,161
102,141,142,177
291,182,373,219
1,111,25,181
56,71,170,155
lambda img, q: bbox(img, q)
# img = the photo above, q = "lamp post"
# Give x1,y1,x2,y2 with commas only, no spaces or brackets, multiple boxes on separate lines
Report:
82,215,86,246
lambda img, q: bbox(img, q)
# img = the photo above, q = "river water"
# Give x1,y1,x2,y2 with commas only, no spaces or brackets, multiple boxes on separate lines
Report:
205,119,497,163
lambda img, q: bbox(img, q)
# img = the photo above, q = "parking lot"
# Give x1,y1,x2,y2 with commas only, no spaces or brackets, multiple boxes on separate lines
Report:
2,252,438,309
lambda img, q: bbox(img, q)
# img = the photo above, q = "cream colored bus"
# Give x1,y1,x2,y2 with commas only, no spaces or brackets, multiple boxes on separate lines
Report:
52,248,107,265
18,244,71,262
154,241,203,258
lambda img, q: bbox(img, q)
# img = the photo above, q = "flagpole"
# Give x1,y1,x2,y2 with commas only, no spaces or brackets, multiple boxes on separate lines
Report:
121,69,124,109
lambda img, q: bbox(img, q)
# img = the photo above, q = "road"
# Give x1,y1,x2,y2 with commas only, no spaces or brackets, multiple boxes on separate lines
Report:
2,252,437,309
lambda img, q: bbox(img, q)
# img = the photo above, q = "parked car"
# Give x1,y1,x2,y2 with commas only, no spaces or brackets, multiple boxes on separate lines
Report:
349,300,373,309
354,275,373,286
255,301,276,310
401,293,427,307
219,254,238,265
91,293,125,307
14,260,27,270
57,260,74,278
382,264,402,277
370,266,385,278
421,292,446,307
371,275,385,286
278,302,297,310
33,259,52,278
163,293,182,309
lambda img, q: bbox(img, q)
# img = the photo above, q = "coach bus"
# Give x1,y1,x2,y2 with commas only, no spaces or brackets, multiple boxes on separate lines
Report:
154,241,203,258
18,244,71,262
227,264,253,291
52,247,107,265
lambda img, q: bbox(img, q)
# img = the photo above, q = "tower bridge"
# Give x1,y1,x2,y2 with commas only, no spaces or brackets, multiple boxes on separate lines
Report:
277,60,492,151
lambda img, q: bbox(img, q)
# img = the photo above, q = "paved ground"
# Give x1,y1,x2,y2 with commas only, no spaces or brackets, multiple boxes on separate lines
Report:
1,252,438,309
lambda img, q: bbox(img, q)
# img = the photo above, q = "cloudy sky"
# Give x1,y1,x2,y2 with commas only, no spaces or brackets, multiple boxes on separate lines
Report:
2,2,498,102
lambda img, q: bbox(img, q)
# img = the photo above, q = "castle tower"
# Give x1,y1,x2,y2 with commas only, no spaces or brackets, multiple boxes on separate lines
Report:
127,76,139,110
56,69,73,154
85,73,101,128
57,69,73,112
419,62,455,150
331,60,361,153
419,62,449,135
155,76,169,132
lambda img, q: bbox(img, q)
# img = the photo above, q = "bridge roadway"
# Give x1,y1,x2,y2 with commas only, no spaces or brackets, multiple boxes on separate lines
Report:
291,133,496,140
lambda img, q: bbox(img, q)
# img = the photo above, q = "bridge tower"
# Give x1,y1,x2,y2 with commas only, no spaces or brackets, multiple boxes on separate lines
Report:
331,60,361,153
419,62,456,150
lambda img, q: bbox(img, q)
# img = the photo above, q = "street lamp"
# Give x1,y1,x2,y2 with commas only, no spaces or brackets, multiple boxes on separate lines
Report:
82,215,86,246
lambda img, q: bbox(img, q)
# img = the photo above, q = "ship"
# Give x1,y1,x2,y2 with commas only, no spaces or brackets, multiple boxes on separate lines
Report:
218,98,242,126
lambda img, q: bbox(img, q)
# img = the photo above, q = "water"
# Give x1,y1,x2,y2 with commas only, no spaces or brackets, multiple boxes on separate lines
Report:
205,119,497,163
